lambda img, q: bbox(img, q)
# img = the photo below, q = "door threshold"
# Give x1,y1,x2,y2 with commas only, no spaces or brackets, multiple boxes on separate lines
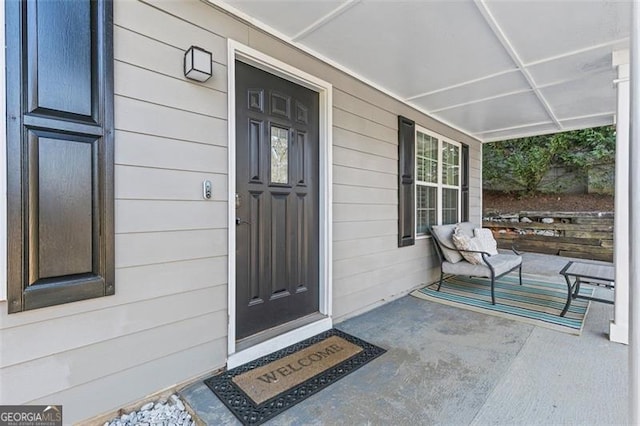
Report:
228,314,331,369
236,312,327,352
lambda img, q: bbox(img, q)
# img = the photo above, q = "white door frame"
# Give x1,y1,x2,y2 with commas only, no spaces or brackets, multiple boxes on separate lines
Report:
226,40,333,369
0,0,7,302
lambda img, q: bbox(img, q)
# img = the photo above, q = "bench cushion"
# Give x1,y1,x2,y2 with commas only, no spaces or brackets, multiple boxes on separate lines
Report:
432,222,475,264
442,253,522,278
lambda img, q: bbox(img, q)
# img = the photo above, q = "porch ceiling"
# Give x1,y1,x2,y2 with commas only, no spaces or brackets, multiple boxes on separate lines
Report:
212,0,631,142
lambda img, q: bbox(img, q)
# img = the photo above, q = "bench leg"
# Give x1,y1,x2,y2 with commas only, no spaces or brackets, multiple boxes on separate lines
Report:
519,264,523,286
437,269,444,291
491,274,496,305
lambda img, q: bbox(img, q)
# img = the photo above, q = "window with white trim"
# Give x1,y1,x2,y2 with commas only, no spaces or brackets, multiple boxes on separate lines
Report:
415,127,462,235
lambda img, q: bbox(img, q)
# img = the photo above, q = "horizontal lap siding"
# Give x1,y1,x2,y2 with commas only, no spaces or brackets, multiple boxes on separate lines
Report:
330,92,437,315
0,1,239,422
27,338,228,421
0,0,483,422
469,145,483,224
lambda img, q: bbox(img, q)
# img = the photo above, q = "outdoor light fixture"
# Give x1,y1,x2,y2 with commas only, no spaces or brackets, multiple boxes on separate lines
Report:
184,46,212,82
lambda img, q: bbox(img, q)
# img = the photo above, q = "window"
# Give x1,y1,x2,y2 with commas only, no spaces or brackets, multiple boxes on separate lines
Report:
415,128,462,236
397,115,468,247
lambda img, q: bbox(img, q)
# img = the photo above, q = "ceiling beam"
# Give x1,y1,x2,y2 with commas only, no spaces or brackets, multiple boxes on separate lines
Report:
527,38,629,67
473,0,563,131
292,0,361,42
405,69,519,101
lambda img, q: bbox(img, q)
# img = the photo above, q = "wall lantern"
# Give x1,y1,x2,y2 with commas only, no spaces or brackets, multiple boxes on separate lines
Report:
184,46,213,82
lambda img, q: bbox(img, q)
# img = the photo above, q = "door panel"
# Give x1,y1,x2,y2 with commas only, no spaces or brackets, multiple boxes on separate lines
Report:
236,61,320,340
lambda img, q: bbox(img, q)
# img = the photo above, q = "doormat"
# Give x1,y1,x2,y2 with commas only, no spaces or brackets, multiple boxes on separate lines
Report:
204,329,386,425
411,274,592,335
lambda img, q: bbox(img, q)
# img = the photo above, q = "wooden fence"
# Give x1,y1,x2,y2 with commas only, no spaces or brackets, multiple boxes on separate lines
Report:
483,211,613,262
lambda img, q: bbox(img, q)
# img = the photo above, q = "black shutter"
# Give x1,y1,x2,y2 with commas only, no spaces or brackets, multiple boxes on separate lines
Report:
461,143,470,222
398,116,415,247
6,0,114,313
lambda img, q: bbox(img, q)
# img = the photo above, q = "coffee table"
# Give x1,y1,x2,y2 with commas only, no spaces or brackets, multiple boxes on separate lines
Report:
559,261,614,317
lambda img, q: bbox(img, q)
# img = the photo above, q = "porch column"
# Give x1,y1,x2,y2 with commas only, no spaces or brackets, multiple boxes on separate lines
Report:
611,50,629,344
630,0,640,423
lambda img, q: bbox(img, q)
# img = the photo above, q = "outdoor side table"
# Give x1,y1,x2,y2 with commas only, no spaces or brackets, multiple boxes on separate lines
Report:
559,261,614,317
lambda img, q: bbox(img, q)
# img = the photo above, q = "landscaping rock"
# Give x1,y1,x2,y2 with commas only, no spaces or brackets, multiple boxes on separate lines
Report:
520,217,532,223
541,218,554,224
105,394,195,426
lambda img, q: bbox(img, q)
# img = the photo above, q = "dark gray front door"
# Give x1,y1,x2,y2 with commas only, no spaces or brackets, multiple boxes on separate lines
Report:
235,61,320,340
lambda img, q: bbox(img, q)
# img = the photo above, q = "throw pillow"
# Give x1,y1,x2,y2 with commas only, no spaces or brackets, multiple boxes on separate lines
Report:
452,226,483,265
474,228,499,256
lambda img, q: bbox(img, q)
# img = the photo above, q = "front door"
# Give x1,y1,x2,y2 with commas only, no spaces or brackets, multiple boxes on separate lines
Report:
235,61,320,340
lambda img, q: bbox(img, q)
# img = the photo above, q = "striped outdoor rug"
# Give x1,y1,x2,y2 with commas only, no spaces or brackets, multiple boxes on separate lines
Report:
411,274,593,335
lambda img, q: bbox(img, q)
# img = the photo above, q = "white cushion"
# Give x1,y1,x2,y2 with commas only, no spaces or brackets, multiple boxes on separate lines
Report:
431,224,463,264
474,228,498,256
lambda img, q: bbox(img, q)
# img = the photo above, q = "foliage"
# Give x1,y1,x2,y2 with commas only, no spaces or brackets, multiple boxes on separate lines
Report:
553,126,616,168
483,126,615,196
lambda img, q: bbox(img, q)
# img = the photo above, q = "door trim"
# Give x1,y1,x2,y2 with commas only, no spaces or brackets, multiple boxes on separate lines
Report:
0,3,7,302
226,40,333,367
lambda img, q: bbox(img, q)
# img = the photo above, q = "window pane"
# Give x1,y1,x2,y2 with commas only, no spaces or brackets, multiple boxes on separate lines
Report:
416,185,437,234
416,132,438,184
442,188,459,224
442,141,460,186
271,126,289,184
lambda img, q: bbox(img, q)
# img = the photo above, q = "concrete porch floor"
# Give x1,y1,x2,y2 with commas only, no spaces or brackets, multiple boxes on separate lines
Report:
181,253,628,425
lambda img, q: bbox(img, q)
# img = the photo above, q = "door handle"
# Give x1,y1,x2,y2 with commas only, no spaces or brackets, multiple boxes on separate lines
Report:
236,217,251,226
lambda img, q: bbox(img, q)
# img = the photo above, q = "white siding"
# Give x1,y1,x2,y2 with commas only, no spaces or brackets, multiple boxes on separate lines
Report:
0,0,482,422
0,1,238,422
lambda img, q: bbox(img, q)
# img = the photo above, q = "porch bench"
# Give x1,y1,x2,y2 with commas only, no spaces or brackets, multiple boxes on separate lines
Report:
430,222,523,305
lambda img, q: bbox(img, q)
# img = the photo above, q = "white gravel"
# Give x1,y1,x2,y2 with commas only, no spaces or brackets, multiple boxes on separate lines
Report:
104,394,195,426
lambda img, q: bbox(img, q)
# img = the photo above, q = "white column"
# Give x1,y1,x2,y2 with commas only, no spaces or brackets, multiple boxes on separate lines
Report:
611,52,629,344
629,0,640,423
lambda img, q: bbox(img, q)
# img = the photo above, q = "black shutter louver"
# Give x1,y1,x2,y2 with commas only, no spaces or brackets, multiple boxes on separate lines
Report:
398,116,416,247
461,143,470,222
6,0,114,313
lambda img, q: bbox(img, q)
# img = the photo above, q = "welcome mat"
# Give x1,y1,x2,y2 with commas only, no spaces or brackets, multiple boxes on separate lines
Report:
411,274,593,335
204,329,386,425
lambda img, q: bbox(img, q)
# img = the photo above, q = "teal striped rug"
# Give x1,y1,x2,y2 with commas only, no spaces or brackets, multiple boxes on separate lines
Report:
411,274,593,335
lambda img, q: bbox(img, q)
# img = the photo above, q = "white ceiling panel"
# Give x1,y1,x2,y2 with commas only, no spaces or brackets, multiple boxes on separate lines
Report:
225,0,347,37
411,70,530,112
485,0,631,64
299,0,518,97
527,45,614,87
541,69,617,120
432,92,551,134
212,0,630,141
